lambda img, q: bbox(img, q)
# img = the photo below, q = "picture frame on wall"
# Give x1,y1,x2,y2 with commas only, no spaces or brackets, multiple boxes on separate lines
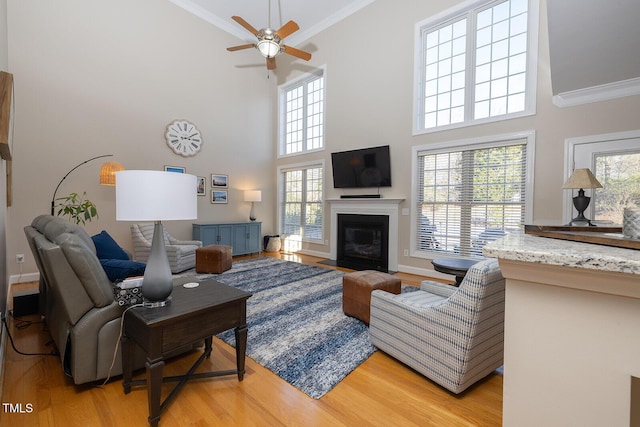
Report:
211,174,228,188
211,190,228,204
165,165,186,173
196,176,206,196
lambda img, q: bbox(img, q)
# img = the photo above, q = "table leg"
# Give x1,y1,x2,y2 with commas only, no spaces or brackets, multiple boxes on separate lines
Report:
122,334,133,394
235,325,247,381
146,357,164,427
204,337,213,359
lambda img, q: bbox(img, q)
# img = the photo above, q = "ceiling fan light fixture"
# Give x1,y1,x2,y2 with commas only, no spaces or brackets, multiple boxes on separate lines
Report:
257,39,280,57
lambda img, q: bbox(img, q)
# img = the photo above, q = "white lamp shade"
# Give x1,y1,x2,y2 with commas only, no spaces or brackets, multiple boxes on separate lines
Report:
116,170,198,221
244,190,262,202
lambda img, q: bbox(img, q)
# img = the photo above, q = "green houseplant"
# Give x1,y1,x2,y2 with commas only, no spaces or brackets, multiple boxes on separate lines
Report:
55,192,99,225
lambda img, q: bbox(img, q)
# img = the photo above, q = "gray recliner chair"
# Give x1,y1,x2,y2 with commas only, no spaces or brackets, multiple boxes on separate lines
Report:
369,258,505,394
24,215,194,384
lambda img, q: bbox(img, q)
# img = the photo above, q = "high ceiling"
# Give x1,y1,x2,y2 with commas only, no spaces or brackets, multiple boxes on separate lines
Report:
167,0,376,46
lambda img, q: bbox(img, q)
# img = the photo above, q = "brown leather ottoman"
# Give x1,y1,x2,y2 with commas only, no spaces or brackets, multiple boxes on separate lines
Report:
195,245,232,273
342,270,401,325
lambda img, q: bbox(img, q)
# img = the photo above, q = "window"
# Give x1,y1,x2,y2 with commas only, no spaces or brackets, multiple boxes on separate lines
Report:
279,69,325,156
279,162,324,242
566,131,640,224
412,132,534,258
414,0,538,133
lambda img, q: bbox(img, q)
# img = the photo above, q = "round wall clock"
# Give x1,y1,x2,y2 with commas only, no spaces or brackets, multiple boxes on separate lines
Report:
165,120,202,157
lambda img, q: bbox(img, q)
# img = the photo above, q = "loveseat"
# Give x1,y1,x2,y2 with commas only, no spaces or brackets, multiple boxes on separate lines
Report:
24,215,193,384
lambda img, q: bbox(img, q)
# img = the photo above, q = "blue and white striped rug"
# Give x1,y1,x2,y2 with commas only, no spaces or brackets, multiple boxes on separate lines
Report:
203,257,375,399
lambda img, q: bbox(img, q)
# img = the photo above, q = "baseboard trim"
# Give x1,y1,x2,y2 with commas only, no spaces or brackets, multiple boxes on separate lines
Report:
9,272,39,286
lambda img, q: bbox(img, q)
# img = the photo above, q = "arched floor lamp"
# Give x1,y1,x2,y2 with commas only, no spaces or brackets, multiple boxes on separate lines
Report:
50,154,124,215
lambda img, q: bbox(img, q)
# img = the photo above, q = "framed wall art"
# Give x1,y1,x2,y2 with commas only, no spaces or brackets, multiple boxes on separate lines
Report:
165,165,186,173
211,190,228,204
211,174,228,188
196,176,206,196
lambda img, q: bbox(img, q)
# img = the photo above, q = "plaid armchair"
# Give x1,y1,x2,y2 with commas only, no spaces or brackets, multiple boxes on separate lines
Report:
130,223,202,273
369,258,505,394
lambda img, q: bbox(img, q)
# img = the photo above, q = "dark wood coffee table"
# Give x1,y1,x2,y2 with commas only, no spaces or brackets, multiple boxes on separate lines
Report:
432,258,479,286
121,280,252,427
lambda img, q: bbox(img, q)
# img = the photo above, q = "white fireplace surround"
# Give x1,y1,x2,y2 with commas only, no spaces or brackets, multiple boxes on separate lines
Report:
327,198,404,271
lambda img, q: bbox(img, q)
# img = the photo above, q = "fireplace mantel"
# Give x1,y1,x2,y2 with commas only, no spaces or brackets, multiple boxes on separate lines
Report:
327,198,404,271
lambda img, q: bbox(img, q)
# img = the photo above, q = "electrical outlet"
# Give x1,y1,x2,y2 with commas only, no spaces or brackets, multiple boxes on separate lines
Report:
16,254,25,264
403,249,409,257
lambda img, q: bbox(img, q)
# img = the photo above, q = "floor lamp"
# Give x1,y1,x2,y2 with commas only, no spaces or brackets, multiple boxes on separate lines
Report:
116,170,197,306
50,154,124,215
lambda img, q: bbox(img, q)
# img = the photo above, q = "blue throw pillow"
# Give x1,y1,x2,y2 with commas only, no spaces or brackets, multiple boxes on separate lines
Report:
99,259,146,282
92,230,129,260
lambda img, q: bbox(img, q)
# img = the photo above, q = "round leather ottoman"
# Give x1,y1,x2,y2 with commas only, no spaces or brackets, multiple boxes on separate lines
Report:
195,245,232,274
342,270,401,325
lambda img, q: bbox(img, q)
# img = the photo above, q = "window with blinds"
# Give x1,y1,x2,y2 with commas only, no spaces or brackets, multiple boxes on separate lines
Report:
281,165,324,242
415,139,527,257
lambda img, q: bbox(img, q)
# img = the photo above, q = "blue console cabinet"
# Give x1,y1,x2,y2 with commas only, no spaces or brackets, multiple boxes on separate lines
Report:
193,222,262,256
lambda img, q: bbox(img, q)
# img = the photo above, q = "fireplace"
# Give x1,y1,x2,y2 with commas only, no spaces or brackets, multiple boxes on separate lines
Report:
337,214,389,272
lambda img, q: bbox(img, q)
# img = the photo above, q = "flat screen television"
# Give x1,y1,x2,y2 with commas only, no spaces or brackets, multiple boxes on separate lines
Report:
331,145,392,188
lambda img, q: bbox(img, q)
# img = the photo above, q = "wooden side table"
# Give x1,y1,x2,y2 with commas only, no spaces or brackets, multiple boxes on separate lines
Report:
432,258,480,286
122,280,252,427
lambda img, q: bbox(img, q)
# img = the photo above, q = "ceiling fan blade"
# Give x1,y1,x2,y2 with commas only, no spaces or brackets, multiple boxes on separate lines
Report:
227,44,255,52
231,16,259,36
267,57,277,70
275,20,300,40
282,45,312,61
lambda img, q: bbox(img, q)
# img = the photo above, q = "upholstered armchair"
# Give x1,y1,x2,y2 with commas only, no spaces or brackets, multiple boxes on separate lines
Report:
130,223,202,273
369,258,505,394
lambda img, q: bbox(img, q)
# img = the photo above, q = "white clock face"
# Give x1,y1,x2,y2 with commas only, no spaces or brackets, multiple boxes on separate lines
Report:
165,120,202,157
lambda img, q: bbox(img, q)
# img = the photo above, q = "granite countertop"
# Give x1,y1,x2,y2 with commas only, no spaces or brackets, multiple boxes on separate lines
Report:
483,232,640,275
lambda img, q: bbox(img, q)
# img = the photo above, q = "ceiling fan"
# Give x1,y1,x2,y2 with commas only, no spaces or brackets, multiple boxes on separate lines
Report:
226,15,312,70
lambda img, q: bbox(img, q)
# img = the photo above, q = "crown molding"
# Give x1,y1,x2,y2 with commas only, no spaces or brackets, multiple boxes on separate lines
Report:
167,0,375,46
552,76,640,108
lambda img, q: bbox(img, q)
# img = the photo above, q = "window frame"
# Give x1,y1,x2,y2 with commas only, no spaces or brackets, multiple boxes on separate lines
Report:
277,160,325,244
412,0,539,135
410,130,535,259
278,66,326,158
563,129,640,224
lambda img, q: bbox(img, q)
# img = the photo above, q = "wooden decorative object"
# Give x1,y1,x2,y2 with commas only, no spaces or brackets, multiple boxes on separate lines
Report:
0,71,14,161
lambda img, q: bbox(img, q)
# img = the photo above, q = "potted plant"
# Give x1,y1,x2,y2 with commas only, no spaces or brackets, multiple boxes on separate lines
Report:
55,192,99,225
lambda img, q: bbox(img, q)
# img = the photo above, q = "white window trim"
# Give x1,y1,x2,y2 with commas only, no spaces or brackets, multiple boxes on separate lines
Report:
563,129,640,223
412,0,539,135
410,130,536,258
277,65,327,159
277,159,326,244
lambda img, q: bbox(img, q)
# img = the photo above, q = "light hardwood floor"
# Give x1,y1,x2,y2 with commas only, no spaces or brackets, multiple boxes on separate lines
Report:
1,253,502,426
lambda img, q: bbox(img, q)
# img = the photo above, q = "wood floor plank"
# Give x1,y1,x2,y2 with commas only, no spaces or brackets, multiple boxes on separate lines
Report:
1,252,502,426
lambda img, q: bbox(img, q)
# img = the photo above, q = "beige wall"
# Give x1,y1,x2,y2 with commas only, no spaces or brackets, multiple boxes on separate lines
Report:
5,0,640,281
6,0,276,278
1,0,8,315
275,0,640,272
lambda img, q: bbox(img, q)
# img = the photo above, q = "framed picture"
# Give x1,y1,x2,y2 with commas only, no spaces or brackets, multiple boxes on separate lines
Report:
165,165,186,173
196,176,206,196
211,190,228,204
211,174,228,188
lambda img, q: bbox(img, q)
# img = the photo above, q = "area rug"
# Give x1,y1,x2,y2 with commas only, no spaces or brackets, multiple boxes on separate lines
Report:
182,257,375,399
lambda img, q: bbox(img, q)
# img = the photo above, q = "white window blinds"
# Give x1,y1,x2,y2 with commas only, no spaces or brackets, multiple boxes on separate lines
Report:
416,139,527,257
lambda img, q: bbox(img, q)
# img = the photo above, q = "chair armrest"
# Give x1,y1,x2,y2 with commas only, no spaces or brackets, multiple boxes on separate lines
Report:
167,238,202,247
419,280,457,298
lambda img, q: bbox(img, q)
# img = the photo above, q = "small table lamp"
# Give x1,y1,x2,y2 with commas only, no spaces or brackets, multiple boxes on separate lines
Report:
116,170,197,306
563,168,603,226
244,190,262,221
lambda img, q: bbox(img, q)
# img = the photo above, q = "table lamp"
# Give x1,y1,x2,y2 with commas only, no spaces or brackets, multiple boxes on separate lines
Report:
563,168,602,226
244,190,262,221
116,170,197,306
